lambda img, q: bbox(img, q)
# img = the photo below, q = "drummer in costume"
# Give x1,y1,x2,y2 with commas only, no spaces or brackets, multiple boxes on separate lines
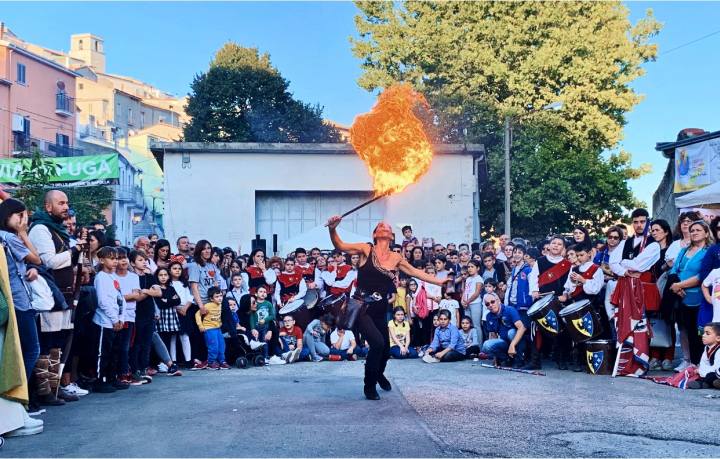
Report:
608,208,660,376
321,249,357,307
274,259,307,308
327,216,448,401
294,248,324,292
559,243,605,371
245,248,277,297
527,235,572,370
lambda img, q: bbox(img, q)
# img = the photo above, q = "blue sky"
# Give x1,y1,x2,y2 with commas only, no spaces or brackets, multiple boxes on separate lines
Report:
2,1,719,206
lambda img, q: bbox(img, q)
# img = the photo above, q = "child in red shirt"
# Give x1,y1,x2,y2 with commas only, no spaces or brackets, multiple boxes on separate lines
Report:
278,314,304,363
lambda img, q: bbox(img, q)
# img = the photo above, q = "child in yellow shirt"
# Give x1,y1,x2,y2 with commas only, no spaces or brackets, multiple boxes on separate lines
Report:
195,287,227,370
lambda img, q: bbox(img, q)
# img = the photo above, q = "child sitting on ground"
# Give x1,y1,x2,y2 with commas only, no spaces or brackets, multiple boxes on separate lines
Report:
329,327,366,361
460,316,481,359
276,315,303,364
424,309,466,363
301,314,335,362
688,322,720,389
389,307,418,359
195,287,228,370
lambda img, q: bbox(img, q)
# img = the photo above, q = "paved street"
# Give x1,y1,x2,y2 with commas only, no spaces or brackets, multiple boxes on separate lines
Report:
3,359,719,457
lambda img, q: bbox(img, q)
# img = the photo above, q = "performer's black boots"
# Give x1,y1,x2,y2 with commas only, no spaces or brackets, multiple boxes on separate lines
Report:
364,385,380,400
377,375,392,391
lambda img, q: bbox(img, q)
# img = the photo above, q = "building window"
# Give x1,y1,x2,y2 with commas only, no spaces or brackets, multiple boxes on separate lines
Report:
140,111,145,129
56,133,70,146
78,39,84,50
16,63,26,84
95,40,99,52
128,107,133,125
78,83,84,90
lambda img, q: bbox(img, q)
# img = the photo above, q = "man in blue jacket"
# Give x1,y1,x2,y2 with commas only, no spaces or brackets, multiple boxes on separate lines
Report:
482,293,527,368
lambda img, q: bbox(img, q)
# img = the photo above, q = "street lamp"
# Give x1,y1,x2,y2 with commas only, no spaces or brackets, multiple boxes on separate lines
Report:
503,101,564,236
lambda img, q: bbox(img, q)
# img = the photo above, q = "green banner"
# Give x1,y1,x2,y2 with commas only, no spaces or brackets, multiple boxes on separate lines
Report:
0,154,119,185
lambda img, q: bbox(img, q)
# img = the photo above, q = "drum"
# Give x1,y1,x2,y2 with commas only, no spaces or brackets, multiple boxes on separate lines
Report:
317,293,347,317
303,289,320,310
278,299,312,331
559,299,603,343
584,339,615,375
527,294,563,336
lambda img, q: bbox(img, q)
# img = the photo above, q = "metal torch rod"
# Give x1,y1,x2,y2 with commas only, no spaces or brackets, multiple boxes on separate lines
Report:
325,194,388,226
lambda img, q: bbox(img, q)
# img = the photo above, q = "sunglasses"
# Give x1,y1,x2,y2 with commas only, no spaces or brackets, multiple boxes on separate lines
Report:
484,300,497,306
607,235,620,240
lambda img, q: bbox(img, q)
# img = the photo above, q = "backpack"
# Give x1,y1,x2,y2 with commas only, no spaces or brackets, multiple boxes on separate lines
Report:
414,284,429,319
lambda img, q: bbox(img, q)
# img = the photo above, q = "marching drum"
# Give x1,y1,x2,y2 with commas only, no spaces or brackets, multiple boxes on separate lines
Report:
584,339,615,375
278,299,312,331
317,293,347,317
559,299,603,343
303,289,320,310
527,294,563,336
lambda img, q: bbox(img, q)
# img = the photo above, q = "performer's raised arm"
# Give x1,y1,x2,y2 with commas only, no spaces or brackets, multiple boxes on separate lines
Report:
326,216,371,257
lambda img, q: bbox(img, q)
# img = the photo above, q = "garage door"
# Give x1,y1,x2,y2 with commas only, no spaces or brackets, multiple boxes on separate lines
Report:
255,191,386,249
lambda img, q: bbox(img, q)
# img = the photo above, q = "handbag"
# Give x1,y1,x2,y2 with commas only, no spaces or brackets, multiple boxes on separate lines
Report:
337,296,366,330
414,284,429,319
649,316,672,348
29,276,54,311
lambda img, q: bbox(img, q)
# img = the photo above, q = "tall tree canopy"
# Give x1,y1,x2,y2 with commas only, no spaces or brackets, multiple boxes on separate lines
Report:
184,43,341,143
352,1,660,238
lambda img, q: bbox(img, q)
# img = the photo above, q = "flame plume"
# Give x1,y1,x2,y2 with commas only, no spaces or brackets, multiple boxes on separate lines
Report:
350,83,434,196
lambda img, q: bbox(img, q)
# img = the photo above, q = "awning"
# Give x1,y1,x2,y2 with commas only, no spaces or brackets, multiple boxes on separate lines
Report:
675,181,720,208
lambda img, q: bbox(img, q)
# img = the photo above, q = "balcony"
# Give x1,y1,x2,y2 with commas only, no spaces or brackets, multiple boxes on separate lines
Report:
55,93,74,117
115,185,145,207
12,135,84,158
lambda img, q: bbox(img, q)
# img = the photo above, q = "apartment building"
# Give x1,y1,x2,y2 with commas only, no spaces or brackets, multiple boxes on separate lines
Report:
0,26,79,157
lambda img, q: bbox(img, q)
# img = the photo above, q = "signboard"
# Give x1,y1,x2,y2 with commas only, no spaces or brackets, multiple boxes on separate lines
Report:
674,137,720,193
0,154,119,187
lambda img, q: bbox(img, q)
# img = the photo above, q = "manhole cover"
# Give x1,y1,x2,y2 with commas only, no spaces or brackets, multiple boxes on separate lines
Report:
552,431,718,457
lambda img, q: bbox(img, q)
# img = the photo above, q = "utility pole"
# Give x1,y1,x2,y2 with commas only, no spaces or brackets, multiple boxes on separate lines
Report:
504,115,512,237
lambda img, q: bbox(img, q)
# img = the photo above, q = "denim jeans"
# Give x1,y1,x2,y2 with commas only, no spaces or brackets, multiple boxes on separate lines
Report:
132,320,154,372
389,345,419,359
481,329,525,360
301,330,330,359
329,346,368,360
204,327,226,364
15,308,40,381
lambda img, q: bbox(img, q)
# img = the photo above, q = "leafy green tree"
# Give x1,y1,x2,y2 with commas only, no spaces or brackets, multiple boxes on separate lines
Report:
184,43,342,143
352,1,660,237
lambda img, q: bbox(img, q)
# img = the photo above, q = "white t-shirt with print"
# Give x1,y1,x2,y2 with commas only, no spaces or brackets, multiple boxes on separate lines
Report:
702,268,720,322
439,298,460,325
330,329,356,350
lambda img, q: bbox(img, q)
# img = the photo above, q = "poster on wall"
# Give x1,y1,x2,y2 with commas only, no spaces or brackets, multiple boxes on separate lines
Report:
674,137,720,193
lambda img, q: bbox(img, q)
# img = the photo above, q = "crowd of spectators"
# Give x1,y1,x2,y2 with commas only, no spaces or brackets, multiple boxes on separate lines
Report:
1,190,719,440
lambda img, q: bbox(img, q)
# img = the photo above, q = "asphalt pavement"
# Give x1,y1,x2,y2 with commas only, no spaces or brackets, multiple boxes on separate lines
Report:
3,359,719,457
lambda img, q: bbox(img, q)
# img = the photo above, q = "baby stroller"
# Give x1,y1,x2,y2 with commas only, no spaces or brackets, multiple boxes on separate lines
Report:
224,331,266,368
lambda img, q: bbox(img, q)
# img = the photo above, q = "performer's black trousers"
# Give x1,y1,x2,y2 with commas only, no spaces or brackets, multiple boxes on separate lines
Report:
356,305,390,389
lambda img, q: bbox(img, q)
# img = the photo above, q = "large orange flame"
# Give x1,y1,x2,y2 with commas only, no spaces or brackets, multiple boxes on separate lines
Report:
349,83,434,196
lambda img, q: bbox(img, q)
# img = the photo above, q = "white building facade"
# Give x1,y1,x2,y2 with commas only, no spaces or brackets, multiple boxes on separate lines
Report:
151,143,484,253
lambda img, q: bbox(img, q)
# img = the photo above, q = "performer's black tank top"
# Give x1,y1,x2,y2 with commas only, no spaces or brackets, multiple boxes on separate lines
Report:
357,246,395,296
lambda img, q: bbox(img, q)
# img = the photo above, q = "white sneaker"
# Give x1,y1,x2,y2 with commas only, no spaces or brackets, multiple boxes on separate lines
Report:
661,359,674,371
312,356,324,362
282,351,292,363
289,348,301,363
62,382,89,396
422,354,440,364
674,360,692,373
158,362,169,373
267,355,286,365
249,340,266,351
6,416,43,437
648,358,661,370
